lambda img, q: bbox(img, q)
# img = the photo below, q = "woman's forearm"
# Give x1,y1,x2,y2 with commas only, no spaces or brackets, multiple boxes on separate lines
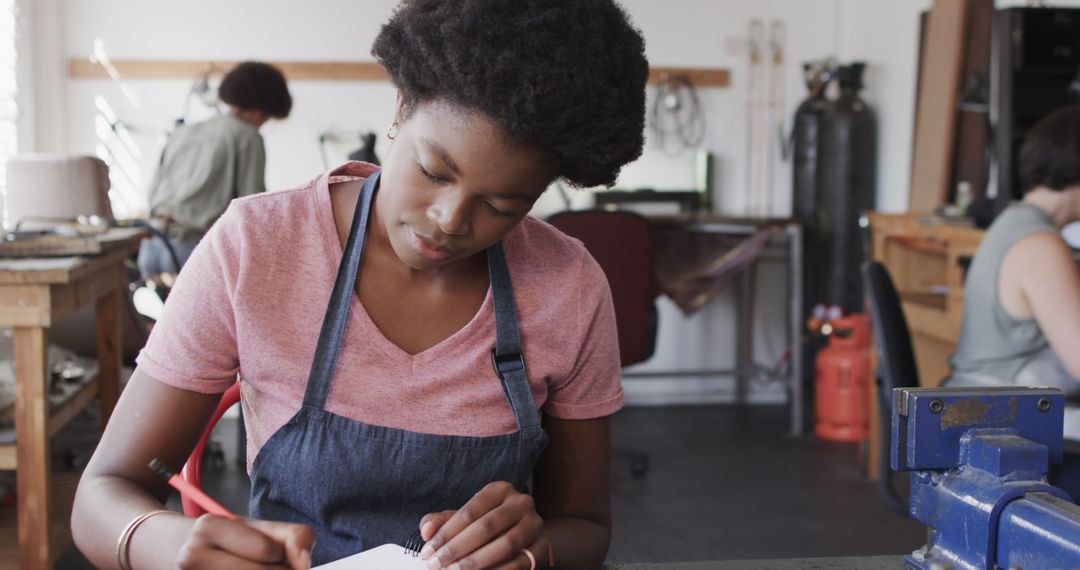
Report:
543,516,611,567
71,473,193,569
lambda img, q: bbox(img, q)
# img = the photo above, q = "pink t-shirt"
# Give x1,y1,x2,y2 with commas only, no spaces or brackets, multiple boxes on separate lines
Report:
136,162,623,470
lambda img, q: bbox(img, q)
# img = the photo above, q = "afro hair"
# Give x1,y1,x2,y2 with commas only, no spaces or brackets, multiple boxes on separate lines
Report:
372,0,649,188
218,61,293,119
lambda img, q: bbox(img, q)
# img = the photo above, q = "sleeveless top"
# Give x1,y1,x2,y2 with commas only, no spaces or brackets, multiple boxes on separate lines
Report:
949,203,1058,383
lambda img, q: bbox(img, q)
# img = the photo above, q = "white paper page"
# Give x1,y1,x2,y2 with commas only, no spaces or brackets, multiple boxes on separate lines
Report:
313,543,428,570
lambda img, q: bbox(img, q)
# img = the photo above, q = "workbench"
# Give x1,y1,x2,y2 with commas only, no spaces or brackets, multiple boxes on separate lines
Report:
629,213,804,435
0,229,142,569
562,555,903,569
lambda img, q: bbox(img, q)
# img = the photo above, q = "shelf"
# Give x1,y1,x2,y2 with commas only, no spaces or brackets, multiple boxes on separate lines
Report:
900,290,948,311
69,58,731,87
901,301,958,344
885,234,948,255
48,373,100,439
0,368,100,470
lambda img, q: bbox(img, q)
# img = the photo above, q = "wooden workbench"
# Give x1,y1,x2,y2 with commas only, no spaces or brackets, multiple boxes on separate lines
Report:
866,213,984,387
865,212,984,479
562,555,903,569
0,229,142,569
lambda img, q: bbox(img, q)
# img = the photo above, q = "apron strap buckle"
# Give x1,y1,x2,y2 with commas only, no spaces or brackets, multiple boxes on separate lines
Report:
491,348,525,381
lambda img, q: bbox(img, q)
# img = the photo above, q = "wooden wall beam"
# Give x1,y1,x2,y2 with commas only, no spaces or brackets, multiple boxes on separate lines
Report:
69,58,730,87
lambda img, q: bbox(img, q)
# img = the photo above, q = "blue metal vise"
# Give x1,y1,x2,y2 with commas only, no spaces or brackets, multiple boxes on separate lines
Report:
892,386,1080,570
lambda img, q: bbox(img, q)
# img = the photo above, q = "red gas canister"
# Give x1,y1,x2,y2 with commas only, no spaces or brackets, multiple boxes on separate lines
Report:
814,313,872,442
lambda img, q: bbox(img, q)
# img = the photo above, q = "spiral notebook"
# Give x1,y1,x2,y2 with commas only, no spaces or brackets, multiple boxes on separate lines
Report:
312,543,428,569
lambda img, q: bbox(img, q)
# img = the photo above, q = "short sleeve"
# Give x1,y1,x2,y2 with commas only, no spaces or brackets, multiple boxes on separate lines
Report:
135,205,244,393
542,254,624,419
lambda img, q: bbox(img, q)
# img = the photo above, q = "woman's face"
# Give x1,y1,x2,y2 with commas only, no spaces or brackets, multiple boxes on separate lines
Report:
377,100,555,272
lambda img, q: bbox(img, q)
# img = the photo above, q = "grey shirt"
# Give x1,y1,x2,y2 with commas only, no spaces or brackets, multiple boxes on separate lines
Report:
148,113,266,244
950,203,1057,382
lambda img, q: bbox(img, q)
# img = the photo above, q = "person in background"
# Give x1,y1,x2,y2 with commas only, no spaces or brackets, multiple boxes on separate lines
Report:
72,1,647,568
137,61,292,278
948,105,1080,428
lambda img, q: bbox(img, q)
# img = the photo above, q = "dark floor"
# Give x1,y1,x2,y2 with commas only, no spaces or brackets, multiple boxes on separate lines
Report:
605,405,922,563
52,404,924,567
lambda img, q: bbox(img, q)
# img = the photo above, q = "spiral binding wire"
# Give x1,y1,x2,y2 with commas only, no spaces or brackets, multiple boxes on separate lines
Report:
403,529,426,557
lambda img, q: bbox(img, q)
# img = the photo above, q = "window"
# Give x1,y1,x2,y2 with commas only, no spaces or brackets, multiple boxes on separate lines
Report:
0,0,17,222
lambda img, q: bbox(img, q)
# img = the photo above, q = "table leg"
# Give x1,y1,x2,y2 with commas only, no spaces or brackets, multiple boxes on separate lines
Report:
96,284,122,427
788,223,804,436
734,265,758,404
14,326,51,570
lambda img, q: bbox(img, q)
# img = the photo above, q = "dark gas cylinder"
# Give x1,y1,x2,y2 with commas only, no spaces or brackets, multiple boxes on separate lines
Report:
820,62,877,314
792,63,833,329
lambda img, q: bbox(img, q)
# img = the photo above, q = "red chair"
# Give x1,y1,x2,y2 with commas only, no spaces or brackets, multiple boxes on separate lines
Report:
547,210,658,476
180,382,242,516
547,210,658,366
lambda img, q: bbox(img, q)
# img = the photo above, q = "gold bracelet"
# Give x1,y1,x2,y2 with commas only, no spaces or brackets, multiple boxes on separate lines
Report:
116,509,173,570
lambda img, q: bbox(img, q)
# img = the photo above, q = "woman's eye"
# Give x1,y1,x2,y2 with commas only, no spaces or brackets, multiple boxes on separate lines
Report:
417,163,446,184
484,202,519,218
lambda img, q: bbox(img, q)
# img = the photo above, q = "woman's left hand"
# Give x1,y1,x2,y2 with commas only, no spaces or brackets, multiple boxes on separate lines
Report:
418,481,550,569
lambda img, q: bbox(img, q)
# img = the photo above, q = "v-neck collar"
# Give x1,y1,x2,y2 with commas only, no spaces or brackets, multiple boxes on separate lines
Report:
313,163,495,366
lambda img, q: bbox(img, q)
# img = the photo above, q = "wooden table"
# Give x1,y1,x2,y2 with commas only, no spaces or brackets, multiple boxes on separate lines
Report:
0,229,142,569
865,212,984,479
561,555,904,569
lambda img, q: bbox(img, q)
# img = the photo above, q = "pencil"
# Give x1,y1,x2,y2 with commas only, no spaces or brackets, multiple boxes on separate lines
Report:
148,458,238,520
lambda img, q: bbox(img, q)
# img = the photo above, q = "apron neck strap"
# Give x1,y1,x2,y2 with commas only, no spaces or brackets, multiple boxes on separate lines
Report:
487,243,540,431
303,171,379,409
302,170,540,431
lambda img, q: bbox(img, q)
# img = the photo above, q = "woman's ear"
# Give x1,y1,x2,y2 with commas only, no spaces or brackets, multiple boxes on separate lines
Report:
393,92,407,124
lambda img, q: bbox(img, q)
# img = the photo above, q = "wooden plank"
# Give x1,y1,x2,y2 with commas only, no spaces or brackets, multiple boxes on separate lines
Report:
911,332,954,388
647,67,730,87
0,232,141,287
68,58,731,88
950,0,995,202
46,377,99,439
48,261,127,324
0,445,14,470
0,247,135,286
0,258,83,284
866,346,882,481
909,0,970,212
96,286,122,425
69,58,390,81
901,301,955,344
0,286,51,327
0,228,144,259
0,473,80,569
13,326,51,570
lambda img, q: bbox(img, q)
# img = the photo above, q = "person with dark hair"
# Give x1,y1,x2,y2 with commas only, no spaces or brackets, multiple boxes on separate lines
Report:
948,104,1080,429
73,2,647,569
137,61,292,278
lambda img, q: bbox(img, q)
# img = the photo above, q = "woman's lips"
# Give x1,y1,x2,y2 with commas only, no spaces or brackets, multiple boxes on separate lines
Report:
408,228,453,262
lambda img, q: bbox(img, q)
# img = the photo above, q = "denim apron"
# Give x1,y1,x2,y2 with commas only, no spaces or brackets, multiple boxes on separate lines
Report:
248,170,549,565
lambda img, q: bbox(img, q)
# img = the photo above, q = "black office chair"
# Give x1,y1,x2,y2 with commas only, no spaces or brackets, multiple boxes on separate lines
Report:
547,210,658,477
862,260,919,513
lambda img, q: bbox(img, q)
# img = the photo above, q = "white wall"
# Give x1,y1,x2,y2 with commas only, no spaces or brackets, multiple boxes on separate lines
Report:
31,0,975,403
46,0,939,217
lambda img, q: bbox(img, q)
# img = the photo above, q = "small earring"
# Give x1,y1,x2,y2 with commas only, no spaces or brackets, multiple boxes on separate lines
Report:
386,121,399,140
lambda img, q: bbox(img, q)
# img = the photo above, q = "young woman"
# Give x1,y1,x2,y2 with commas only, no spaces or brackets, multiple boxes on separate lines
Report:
138,61,292,277
72,1,649,568
949,105,1080,409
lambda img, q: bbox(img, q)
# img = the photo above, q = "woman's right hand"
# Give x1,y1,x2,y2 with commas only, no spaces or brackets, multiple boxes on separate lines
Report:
176,515,315,570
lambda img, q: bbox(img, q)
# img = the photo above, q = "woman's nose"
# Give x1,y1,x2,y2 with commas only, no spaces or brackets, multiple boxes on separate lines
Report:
426,190,471,236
